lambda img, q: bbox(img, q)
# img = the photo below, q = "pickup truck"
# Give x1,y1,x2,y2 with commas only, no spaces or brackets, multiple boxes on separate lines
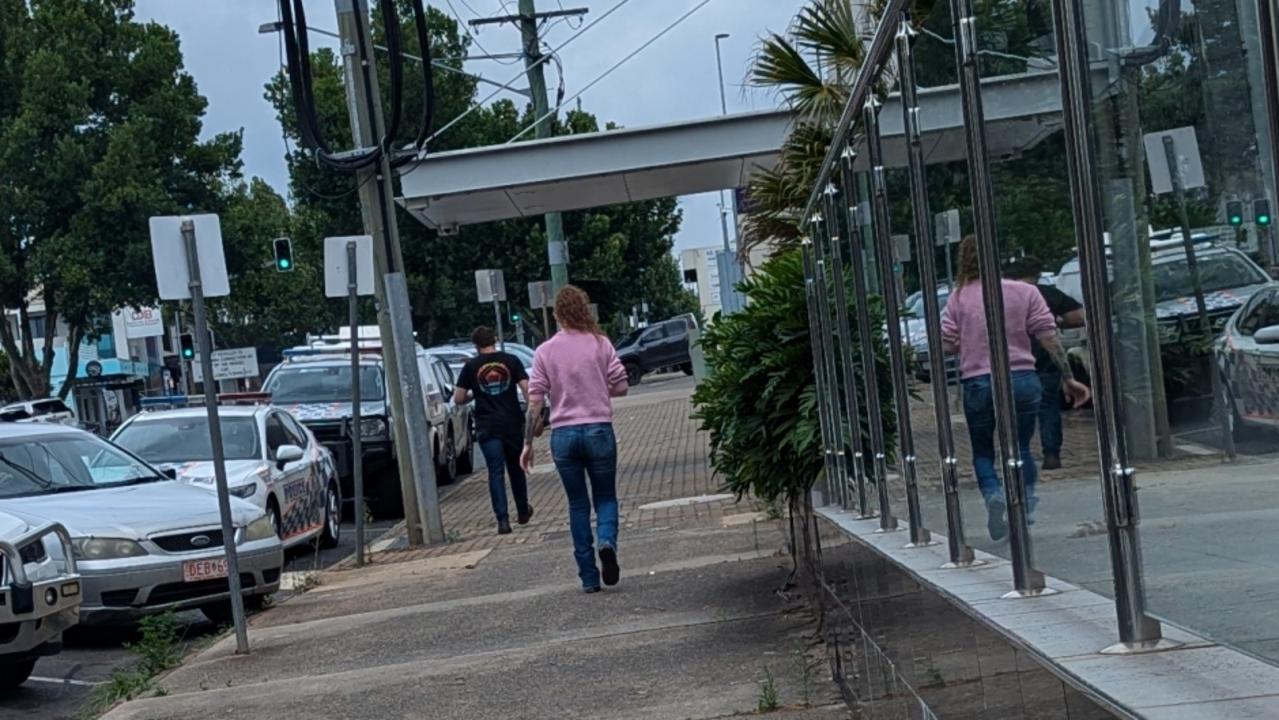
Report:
1,514,80,690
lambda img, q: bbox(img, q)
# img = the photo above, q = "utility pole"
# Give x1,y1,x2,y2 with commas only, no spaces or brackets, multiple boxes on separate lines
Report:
471,1,588,293
335,0,443,545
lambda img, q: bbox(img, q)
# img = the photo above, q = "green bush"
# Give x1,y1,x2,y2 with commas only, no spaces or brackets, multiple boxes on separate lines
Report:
691,249,896,506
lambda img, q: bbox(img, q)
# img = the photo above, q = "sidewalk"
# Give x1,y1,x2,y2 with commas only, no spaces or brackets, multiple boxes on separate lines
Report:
102,377,851,720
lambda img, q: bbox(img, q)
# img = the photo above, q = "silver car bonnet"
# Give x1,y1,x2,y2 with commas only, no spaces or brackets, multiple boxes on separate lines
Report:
153,460,266,487
1,481,261,539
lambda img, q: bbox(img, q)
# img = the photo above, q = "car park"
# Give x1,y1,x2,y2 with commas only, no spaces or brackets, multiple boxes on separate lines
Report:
265,328,458,517
615,317,696,385
1215,281,1279,437
0,422,282,626
110,396,342,551
0,513,80,690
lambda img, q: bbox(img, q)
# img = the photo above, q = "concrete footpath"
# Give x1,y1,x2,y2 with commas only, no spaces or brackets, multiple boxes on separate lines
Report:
102,376,852,720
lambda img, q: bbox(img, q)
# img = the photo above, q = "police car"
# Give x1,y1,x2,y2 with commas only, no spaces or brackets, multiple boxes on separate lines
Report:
110,395,341,551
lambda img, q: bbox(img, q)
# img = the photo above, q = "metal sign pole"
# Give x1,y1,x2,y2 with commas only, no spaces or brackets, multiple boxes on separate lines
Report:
348,241,366,568
180,220,249,653
490,272,506,352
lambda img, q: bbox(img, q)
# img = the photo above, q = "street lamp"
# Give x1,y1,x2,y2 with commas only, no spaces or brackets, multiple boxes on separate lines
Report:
714,33,730,116
713,32,741,314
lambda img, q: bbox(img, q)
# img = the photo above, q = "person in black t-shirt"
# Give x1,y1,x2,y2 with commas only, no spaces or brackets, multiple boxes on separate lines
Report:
1005,258,1086,470
455,326,533,535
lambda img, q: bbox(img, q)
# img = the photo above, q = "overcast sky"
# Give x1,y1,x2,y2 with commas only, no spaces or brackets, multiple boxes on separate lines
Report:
132,0,802,254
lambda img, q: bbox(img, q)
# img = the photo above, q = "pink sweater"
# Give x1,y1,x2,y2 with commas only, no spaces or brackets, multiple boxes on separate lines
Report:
941,279,1056,380
528,330,628,428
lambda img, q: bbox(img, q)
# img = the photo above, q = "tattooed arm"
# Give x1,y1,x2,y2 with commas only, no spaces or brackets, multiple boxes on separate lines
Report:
1036,332,1091,408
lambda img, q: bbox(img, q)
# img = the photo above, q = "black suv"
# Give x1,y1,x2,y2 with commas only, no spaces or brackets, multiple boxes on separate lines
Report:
615,316,696,385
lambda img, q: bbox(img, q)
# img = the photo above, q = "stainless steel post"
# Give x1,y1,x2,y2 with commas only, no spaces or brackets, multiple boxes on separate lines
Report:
842,152,899,532
949,0,1046,594
896,19,975,565
802,240,837,505
180,220,249,653
813,211,850,509
863,98,932,547
1050,0,1168,650
348,241,365,568
825,176,874,517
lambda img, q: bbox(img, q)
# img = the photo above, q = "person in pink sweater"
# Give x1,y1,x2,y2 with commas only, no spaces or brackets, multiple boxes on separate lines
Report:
521,286,629,592
941,236,1089,541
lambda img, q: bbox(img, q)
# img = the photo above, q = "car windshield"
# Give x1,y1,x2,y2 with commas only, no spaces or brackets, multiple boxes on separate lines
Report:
264,364,385,403
616,330,643,348
113,416,260,463
0,434,165,498
905,289,949,318
1151,253,1267,303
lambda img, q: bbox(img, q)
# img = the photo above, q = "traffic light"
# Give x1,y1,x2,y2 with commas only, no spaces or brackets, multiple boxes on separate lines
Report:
1227,200,1245,227
1255,198,1272,227
510,311,521,324
179,333,195,360
273,237,294,272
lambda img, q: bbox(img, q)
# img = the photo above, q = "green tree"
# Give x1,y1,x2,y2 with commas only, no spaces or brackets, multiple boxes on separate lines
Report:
0,0,242,399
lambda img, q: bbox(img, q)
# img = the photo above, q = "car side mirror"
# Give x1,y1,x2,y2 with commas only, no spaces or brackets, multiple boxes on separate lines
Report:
1256,325,1279,345
162,467,178,480
275,444,304,468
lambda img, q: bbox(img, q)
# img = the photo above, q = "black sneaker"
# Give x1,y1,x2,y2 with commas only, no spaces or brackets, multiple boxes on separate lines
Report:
986,496,1008,542
517,505,534,525
599,546,620,586
497,520,513,535
583,585,602,594
1043,452,1061,470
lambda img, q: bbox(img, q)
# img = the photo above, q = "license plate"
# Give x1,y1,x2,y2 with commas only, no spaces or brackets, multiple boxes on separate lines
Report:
182,558,228,583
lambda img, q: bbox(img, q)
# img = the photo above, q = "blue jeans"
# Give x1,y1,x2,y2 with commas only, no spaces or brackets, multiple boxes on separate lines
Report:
479,431,529,523
550,423,619,589
1037,367,1063,455
962,371,1042,503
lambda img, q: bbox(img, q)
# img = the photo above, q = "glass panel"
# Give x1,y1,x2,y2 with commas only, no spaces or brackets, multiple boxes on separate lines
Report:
1080,0,1279,665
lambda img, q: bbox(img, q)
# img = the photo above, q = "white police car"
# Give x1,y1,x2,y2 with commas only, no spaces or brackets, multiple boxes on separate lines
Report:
110,395,341,551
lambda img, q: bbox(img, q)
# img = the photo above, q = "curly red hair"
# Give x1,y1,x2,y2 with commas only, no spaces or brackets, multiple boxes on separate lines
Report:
554,285,604,336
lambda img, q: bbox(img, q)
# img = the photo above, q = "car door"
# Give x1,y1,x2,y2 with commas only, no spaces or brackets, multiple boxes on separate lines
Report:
265,412,313,540
638,325,668,369
416,355,448,430
431,357,462,441
1232,289,1279,424
662,320,690,367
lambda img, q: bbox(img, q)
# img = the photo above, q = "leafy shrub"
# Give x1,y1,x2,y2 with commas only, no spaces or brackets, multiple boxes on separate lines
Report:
692,249,896,506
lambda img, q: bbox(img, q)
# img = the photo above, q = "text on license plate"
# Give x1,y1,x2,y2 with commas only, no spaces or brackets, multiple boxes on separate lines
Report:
183,558,228,583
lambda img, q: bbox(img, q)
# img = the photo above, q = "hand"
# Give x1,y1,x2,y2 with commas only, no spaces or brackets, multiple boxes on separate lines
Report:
531,417,545,439
1064,379,1091,409
520,443,535,473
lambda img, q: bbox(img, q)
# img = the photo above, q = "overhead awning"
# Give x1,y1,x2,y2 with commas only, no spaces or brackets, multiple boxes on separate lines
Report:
397,67,1113,230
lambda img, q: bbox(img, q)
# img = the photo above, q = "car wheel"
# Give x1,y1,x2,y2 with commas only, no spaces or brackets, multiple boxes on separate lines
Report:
0,659,35,691
267,499,283,540
437,433,457,485
680,362,694,376
318,481,341,550
370,470,405,519
625,363,642,386
456,419,475,475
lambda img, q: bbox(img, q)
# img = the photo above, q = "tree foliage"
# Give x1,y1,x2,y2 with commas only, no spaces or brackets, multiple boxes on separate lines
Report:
0,0,242,398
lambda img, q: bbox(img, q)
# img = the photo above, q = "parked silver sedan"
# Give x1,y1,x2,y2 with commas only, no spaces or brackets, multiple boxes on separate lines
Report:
1216,281,1279,436
0,422,283,626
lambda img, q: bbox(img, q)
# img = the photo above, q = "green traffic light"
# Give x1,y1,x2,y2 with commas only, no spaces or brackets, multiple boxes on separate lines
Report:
1259,214,1272,227
278,258,291,270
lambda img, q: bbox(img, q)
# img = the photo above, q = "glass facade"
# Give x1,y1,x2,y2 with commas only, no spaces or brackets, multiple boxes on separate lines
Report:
799,0,1279,667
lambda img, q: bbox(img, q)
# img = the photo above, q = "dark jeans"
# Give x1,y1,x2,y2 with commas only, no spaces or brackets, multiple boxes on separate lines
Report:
1037,367,1063,455
479,431,529,524
550,423,619,589
962,371,1042,503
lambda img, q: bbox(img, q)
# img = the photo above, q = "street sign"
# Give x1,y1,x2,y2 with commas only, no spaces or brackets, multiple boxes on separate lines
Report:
527,280,553,309
191,347,260,384
892,234,912,262
148,215,230,300
476,269,506,303
1144,127,1205,194
121,306,165,339
934,209,961,246
324,235,375,298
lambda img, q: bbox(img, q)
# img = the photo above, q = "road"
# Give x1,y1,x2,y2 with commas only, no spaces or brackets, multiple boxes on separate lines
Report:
1,518,396,720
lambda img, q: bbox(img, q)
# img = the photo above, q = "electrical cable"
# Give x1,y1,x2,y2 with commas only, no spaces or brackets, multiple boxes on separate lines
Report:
446,0,523,65
506,0,715,144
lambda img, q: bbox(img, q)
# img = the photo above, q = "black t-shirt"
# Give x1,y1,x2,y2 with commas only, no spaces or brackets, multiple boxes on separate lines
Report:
1032,284,1083,372
457,351,528,436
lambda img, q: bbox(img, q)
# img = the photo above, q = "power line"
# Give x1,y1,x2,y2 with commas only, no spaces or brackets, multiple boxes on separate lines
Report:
446,0,523,65
507,0,715,143
423,0,631,149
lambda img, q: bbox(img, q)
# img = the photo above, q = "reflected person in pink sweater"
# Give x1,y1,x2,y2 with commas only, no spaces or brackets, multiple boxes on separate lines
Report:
521,286,629,592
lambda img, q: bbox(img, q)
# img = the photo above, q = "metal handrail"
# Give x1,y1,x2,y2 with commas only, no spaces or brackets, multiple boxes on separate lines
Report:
0,521,78,590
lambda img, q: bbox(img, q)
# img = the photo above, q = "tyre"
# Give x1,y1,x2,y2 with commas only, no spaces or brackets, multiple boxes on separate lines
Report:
267,499,282,540
0,659,36,691
318,481,341,550
456,419,475,475
625,363,642,386
436,432,457,486
370,471,405,519
680,362,694,376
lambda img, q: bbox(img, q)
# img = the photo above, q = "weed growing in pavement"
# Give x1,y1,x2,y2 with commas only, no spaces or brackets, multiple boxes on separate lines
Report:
292,571,321,594
81,613,181,718
445,528,464,544
794,645,812,706
757,666,781,712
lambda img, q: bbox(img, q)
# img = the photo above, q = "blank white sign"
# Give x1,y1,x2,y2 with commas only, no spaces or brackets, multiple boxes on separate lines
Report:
149,214,230,300
324,235,375,298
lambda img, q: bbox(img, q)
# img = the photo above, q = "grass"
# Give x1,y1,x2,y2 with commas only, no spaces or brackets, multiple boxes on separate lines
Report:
80,613,181,718
757,666,781,712
445,528,464,544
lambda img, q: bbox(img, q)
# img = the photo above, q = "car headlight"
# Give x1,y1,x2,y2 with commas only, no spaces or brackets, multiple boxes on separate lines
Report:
71,537,147,560
228,483,257,499
360,417,388,439
242,514,277,542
